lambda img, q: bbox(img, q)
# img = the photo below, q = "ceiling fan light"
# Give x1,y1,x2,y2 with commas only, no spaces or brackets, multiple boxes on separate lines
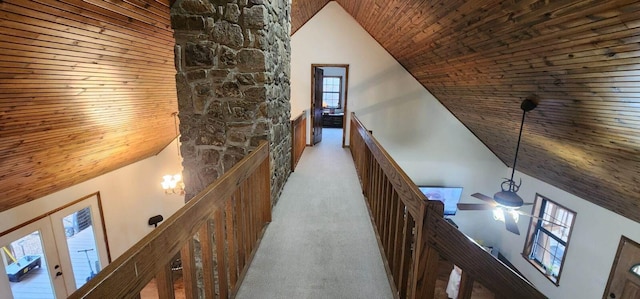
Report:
493,208,505,222
510,210,520,223
494,191,524,207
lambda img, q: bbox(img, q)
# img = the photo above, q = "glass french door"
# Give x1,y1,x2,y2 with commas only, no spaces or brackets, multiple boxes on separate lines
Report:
49,196,109,292
0,218,67,299
0,194,108,298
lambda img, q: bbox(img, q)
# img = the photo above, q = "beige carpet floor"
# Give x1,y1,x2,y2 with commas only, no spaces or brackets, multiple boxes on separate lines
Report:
235,128,394,299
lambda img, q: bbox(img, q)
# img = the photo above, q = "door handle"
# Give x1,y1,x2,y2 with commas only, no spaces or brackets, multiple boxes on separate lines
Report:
56,271,62,277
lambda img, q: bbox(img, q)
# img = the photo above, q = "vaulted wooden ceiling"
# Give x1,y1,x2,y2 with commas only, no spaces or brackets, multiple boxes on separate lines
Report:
292,0,640,223
0,0,177,212
1,0,639,228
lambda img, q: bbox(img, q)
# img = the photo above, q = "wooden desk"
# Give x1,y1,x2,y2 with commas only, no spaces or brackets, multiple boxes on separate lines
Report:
322,113,343,128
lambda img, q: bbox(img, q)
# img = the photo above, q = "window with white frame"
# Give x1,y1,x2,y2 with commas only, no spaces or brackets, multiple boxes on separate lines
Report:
322,76,341,109
523,194,576,285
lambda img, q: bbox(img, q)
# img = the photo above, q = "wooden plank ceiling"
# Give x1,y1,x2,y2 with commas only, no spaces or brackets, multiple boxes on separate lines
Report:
0,0,177,212
1,0,638,227
291,0,331,34
303,0,639,223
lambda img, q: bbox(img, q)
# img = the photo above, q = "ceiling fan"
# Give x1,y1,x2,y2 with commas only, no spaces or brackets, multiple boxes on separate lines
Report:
457,97,551,235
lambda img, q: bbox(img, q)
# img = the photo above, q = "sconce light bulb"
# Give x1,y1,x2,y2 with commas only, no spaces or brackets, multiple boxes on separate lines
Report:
161,173,185,195
510,210,520,223
493,208,505,222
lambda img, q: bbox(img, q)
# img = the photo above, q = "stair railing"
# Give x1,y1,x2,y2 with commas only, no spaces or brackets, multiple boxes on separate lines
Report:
69,141,271,299
349,113,546,299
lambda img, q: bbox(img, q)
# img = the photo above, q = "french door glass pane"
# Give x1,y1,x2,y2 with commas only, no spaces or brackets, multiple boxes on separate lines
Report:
1,230,55,299
61,207,101,289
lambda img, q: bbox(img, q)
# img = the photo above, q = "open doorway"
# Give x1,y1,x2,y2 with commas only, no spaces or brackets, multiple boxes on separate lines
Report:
310,64,349,147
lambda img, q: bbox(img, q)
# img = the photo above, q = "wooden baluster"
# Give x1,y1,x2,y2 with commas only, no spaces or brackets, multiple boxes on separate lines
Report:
225,198,239,291
379,177,389,250
199,220,216,299
369,161,377,216
367,151,374,202
375,165,384,229
241,183,251,266
234,188,246,272
261,159,272,224
458,271,474,299
382,180,393,256
250,172,259,250
380,172,388,235
378,167,386,230
363,146,370,196
391,198,404,288
249,174,258,250
155,262,175,299
214,209,229,299
250,172,259,254
398,213,415,298
181,239,198,299
387,191,400,272
240,180,252,260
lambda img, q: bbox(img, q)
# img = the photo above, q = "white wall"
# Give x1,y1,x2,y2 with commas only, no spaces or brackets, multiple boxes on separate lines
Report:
0,139,185,259
493,170,640,299
293,2,441,146
292,2,640,298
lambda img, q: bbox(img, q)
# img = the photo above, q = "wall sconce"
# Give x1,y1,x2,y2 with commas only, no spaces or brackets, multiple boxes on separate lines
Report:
162,173,185,195
161,112,184,195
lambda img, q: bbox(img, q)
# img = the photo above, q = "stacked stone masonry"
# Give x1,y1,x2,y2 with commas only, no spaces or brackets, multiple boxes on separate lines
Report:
172,0,292,206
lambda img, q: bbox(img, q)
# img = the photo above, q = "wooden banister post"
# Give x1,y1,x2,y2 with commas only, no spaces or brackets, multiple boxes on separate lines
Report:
181,239,198,298
199,220,216,299
413,204,443,299
214,210,229,299
458,271,474,299
155,263,175,299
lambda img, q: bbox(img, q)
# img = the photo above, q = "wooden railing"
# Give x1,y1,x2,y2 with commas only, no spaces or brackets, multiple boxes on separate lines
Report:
69,142,271,299
349,113,546,299
291,110,307,172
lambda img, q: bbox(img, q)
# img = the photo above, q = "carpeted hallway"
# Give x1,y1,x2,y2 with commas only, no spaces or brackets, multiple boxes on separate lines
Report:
236,128,394,299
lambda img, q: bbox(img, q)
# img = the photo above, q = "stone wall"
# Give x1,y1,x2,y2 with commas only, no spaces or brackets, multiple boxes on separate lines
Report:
171,0,291,205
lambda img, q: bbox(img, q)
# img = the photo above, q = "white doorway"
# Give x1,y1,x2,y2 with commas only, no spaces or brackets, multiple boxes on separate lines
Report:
310,64,349,147
0,194,109,298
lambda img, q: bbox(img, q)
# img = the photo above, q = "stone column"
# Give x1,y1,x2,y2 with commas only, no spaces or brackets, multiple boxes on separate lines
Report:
171,0,291,205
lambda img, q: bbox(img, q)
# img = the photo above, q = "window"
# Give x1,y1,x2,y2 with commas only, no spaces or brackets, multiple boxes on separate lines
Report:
522,194,576,285
322,76,341,109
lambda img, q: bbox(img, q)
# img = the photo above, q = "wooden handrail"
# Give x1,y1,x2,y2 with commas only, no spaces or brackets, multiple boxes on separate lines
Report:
291,110,307,172
349,113,546,299
69,141,271,299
